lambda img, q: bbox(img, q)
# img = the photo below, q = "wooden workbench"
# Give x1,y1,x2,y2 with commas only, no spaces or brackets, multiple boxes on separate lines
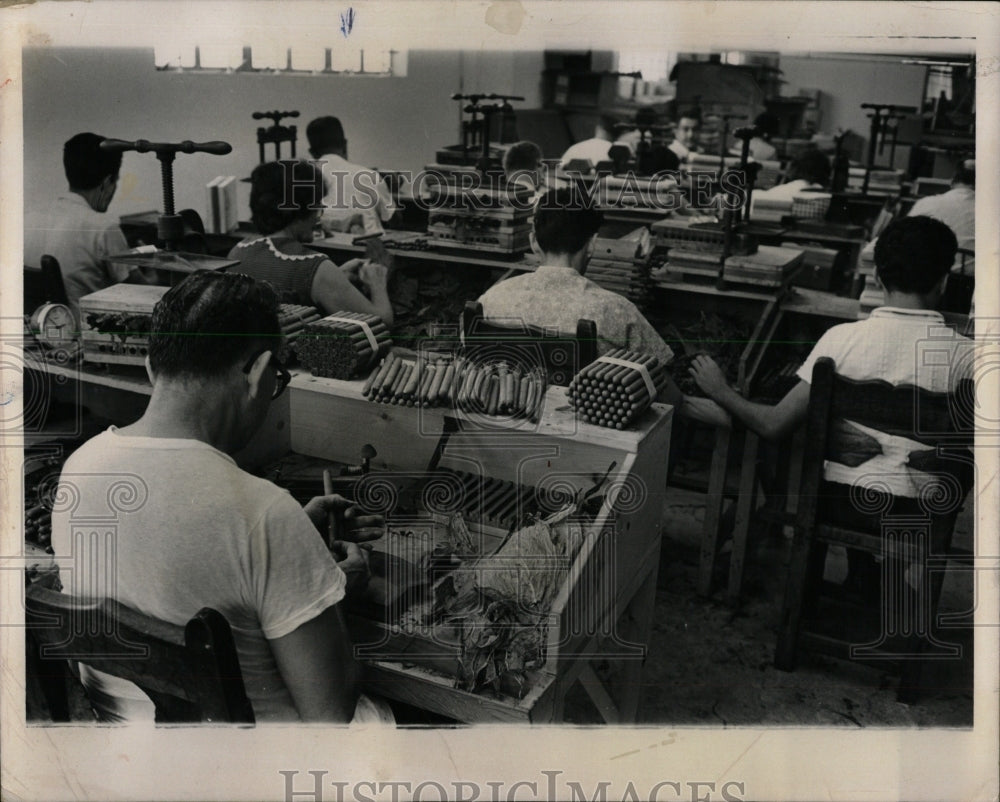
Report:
26,350,673,723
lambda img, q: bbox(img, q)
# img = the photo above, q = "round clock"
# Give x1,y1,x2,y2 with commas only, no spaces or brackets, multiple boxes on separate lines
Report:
29,303,76,349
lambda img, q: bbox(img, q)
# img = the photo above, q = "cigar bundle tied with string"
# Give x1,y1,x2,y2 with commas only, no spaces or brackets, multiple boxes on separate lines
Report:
567,348,668,429
294,310,392,379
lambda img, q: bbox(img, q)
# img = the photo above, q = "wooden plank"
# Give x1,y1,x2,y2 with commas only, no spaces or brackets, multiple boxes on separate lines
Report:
697,425,732,596
578,663,622,723
727,431,759,603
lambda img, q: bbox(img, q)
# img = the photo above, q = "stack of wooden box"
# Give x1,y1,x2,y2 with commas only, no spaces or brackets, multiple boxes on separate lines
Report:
586,228,653,310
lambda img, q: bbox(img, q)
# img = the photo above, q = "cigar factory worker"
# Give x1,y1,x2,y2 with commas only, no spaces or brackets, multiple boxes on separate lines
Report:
908,159,975,253
306,115,398,235
730,112,779,162
35,132,157,327
52,270,392,723
668,108,701,163
559,115,634,170
750,149,831,209
503,140,568,198
689,216,972,585
228,161,394,325
478,189,729,426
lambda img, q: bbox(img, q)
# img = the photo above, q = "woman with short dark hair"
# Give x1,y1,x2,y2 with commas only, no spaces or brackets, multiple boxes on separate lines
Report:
227,161,394,324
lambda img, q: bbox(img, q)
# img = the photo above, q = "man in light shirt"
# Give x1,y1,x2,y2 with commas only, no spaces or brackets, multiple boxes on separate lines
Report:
52,271,379,723
307,116,398,235
908,159,975,253
37,132,155,327
668,108,701,163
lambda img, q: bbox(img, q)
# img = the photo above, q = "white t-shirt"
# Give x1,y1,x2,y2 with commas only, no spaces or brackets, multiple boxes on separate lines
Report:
38,193,132,325
908,186,975,252
51,428,346,722
560,138,614,168
314,153,397,235
796,307,975,497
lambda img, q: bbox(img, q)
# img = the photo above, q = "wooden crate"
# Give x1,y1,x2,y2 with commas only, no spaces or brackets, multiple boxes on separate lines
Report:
289,376,673,722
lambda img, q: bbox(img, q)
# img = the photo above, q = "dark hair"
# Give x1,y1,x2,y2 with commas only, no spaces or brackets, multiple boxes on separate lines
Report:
874,216,957,295
504,141,543,174
533,189,604,255
306,116,346,156
753,112,780,140
788,149,831,186
63,132,123,191
954,159,975,189
149,271,281,379
249,161,325,235
678,107,701,124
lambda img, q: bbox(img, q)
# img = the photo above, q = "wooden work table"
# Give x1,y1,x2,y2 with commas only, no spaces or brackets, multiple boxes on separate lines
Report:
25,349,674,723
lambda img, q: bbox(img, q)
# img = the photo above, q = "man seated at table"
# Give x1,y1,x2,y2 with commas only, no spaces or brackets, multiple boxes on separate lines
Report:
559,115,634,172
37,132,156,327
503,140,569,200
908,159,974,253
307,115,398,235
668,108,701,163
477,188,728,425
52,270,382,723
752,149,831,204
689,216,973,587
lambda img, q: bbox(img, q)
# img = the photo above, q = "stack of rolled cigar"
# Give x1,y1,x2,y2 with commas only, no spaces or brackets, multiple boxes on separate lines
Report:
362,353,546,419
294,311,392,379
567,349,668,429
24,504,51,548
276,304,321,362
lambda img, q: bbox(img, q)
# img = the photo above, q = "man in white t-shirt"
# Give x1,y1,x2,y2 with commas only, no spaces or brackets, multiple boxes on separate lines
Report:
307,116,398,235
35,133,155,327
690,216,972,586
52,271,379,723
908,159,975,253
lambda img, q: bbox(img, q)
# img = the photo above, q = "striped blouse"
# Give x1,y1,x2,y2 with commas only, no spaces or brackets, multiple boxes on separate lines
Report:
227,235,326,307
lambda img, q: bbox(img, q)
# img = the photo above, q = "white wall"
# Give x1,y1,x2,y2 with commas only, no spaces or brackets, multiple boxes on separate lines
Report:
22,47,543,259
779,55,927,140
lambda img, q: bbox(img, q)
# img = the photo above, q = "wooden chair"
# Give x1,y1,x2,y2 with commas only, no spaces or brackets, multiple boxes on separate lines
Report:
25,581,255,724
40,254,70,306
461,301,598,387
774,357,974,703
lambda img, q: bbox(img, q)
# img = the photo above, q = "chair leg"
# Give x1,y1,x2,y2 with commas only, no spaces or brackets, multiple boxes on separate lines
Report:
728,431,759,603
775,526,818,671
697,425,732,596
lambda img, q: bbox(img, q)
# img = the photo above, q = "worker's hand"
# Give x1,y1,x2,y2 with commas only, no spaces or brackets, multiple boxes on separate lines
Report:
303,494,386,542
322,213,366,235
359,260,390,290
331,540,371,597
364,238,395,273
338,258,366,284
689,354,732,401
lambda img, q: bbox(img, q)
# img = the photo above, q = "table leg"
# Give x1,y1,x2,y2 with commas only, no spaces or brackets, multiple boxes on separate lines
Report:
728,431,760,603
698,425,732,596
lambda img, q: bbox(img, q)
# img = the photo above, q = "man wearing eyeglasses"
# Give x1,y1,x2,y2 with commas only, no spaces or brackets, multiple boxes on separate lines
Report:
52,270,379,723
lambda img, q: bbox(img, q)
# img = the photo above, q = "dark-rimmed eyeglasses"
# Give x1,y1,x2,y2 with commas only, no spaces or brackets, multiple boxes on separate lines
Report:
242,349,292,400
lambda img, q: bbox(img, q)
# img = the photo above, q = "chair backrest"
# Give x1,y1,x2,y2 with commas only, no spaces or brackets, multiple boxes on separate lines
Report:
25,582,255,725
461,301,597,387
798,357,974,526
40,254,70,306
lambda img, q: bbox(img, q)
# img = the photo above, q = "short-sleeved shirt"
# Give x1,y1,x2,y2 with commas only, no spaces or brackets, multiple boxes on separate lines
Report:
477,264,675,381
39,193,132,326
51,428,345,722
909,186,975,253
227,235,326,307
314,154,397,235
795,306,975,497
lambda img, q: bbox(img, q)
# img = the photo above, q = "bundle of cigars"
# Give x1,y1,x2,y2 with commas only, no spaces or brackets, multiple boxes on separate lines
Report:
566,349,668,429
293,311,392,379
362,352,546,419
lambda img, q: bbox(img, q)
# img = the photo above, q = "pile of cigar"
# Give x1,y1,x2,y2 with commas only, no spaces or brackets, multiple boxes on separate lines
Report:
363,352,546,419
294,311,392,379
567,349,668,429
277,304,321,361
